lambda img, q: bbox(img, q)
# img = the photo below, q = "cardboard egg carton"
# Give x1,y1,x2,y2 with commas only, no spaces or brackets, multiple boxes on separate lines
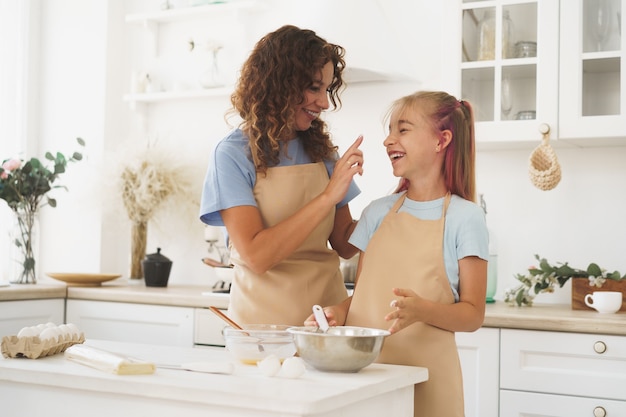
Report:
1,332,85,359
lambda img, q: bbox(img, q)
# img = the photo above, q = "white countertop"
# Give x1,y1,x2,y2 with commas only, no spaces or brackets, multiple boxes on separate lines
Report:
3,282,626,335
0,339,428,417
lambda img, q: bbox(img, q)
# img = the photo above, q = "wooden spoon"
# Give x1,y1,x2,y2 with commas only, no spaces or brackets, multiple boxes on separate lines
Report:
209,306,264,352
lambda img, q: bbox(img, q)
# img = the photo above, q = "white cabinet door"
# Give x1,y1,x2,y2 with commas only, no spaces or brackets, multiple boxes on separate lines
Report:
559,0,626,144
66,300,194,347
442,0,560,147
501,328,626,401
456,327,500,417
500,389,626,417
0,299,65,336
194,307,226,347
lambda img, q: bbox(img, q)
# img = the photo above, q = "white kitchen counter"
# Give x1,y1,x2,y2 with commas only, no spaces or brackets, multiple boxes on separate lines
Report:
0,339,428,417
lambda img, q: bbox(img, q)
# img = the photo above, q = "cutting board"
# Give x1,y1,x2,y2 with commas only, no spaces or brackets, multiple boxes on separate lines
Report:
571,278,626,312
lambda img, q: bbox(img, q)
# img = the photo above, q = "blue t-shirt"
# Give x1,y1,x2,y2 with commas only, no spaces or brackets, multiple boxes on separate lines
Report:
199,128,361,225
349,193,489,301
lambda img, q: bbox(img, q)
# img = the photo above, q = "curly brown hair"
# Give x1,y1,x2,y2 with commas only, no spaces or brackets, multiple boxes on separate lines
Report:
229,25,346,173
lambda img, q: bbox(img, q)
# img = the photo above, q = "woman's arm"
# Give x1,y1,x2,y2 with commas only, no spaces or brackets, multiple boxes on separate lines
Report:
222,137,363,274
328,204,359,259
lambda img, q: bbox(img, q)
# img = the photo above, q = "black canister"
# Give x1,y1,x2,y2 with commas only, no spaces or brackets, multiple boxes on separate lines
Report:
142,247,172,287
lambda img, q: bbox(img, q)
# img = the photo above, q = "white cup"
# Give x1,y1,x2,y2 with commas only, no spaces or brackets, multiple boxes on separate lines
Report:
584,291,623,314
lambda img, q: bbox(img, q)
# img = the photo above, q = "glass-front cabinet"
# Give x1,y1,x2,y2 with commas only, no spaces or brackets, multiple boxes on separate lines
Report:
445,0,626,147
559,0,625,144
442,0,559,146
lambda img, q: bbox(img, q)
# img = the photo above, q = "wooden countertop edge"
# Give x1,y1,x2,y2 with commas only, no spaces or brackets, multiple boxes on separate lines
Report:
0,283,67,301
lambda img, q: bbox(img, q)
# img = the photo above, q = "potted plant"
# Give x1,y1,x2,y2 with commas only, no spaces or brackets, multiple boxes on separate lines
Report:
504,254,625,310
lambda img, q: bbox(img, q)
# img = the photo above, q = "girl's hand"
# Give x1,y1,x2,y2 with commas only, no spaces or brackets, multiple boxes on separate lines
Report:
303,305,345,327
385,287,426,334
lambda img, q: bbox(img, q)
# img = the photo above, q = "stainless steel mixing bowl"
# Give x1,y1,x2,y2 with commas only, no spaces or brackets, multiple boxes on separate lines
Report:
287,326,390,372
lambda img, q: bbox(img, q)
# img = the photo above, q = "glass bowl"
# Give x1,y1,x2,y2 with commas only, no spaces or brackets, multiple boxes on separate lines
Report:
223,324,296,365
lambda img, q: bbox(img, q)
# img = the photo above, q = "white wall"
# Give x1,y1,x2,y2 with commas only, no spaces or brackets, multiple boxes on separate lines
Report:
17,1,626,305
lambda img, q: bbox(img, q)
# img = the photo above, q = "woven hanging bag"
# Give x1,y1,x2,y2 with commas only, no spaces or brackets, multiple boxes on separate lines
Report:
528,125,561,191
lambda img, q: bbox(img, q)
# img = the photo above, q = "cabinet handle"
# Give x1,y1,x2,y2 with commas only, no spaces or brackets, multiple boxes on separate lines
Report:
593,341,607,354
593,406,607,417
538,123,550,135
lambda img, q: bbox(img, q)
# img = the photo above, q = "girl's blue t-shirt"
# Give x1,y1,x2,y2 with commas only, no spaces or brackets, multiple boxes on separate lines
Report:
200,128,361,225
349,193,489,301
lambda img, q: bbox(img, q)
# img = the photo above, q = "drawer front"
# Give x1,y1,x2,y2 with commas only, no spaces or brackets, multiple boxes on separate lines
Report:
501,329,626,400
194,308,226,346
500,389,626,417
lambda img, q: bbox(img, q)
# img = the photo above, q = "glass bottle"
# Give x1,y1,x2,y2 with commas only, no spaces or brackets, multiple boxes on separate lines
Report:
502,10,514,59
478,9,496,60
478,9,513,60
480,195,497,303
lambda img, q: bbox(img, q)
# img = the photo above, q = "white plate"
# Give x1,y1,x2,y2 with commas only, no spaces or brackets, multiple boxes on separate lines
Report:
46,273,122,286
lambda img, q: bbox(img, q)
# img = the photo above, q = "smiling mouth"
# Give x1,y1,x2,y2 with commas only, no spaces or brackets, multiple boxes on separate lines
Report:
304,109,320,118
388,152,405,161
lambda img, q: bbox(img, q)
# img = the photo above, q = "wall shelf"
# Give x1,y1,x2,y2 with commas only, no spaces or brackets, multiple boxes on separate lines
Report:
125,1,260,25
123,87,231,104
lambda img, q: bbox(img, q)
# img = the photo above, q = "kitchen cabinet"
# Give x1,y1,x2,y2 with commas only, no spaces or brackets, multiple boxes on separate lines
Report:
66,299,194,347
559,0,626,145
499,328,626,416
442,0,559,146
456,327,500,417
444,0,626,147
0,299,65,336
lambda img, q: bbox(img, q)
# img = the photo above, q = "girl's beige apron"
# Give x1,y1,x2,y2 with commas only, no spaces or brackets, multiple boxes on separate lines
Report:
228,162,348,326
345,193,464,417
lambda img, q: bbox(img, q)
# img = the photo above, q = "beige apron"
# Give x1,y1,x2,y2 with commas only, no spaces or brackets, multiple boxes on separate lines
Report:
228,162,348,326
345,193,464,417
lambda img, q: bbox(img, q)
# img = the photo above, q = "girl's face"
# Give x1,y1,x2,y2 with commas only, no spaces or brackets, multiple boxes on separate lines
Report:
383,105,441,180
294,62,333,132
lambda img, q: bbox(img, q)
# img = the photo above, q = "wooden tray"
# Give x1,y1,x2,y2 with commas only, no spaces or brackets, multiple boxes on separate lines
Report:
571,278,626,312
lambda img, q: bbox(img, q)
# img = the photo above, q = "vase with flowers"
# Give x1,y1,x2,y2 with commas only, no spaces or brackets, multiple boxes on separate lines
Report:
0,138,85,284
116,142,198,279
504,254,625,307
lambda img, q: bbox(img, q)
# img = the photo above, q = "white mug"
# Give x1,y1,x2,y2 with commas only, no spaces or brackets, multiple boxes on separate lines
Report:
584,291,623,314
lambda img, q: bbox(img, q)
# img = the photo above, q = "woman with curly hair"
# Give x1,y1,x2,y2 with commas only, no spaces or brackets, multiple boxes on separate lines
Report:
200,25,363,326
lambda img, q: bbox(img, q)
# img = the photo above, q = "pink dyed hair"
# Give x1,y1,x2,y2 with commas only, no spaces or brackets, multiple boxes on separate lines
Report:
390,91,477,202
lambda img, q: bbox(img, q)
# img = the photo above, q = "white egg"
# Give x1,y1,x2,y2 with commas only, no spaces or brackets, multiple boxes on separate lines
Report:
35,324,47,333
45,322,56,328
17,327,37,338
57,324,71,339
280,357,306,379
39,327,58,342
257,354,281,377
65,323,80,337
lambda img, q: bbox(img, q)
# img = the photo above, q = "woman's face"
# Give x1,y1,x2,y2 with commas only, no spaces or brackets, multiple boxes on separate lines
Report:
383,105,441,180
293,62,333,132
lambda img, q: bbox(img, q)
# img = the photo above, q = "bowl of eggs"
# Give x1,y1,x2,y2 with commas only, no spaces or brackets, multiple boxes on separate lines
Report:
222,324,296,365
1,322,84,359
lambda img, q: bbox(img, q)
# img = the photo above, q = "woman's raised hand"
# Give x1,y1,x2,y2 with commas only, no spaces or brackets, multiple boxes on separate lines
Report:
325,135,364,204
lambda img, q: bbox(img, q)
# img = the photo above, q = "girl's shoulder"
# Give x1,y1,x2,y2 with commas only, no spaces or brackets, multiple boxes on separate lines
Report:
362,193,403,216
447,195,487,226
